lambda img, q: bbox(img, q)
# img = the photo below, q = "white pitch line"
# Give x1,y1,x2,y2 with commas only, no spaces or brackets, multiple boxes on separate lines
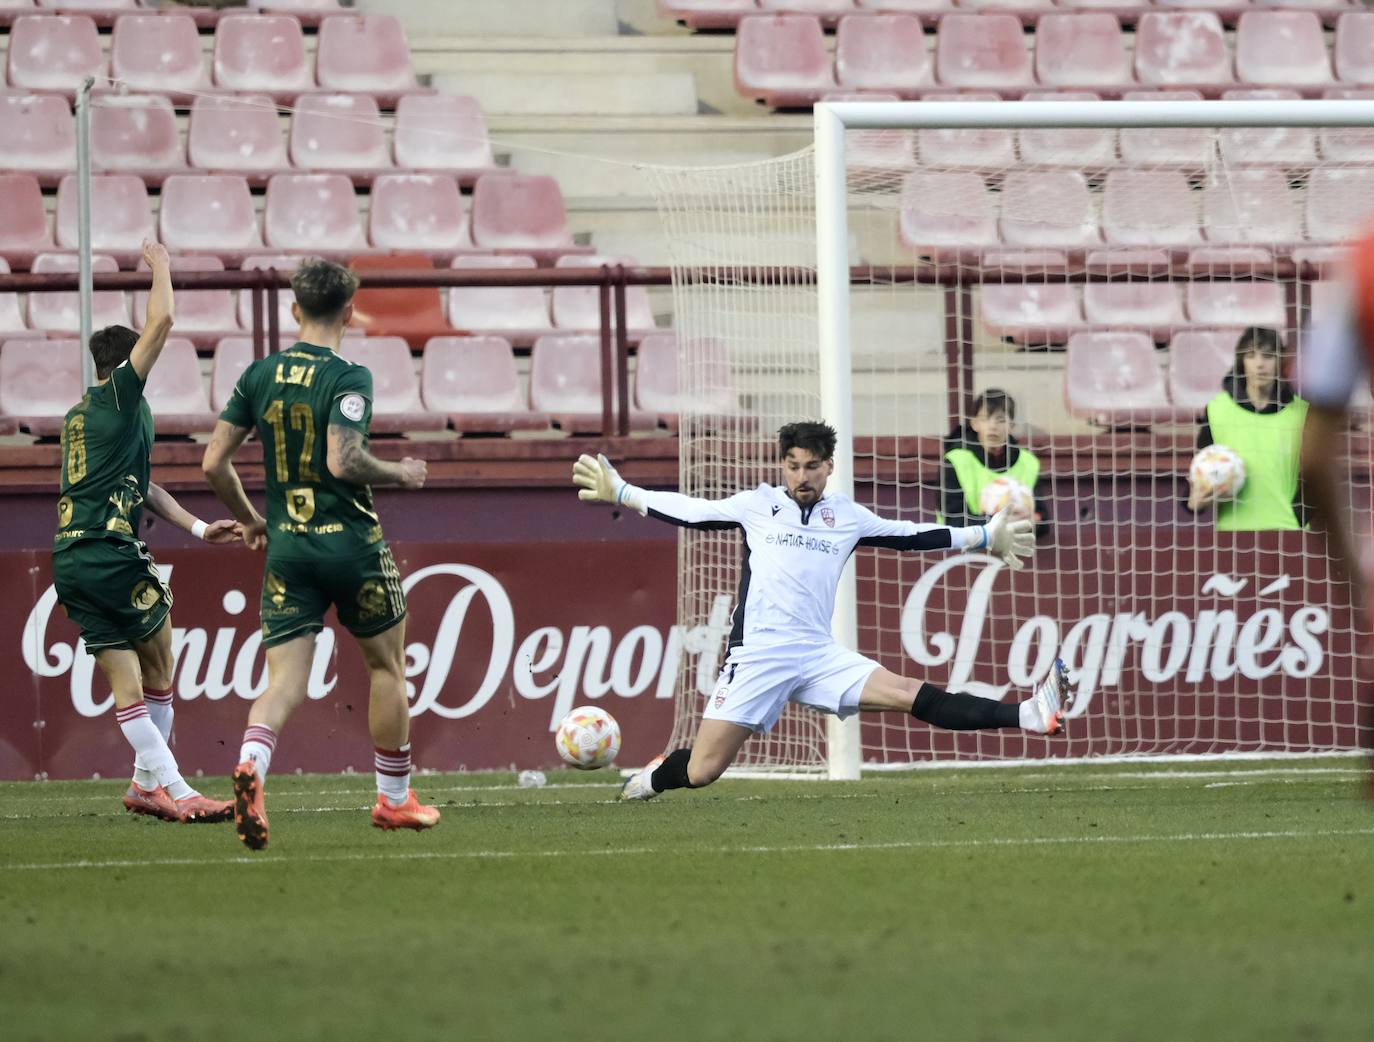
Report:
4,826,1373,873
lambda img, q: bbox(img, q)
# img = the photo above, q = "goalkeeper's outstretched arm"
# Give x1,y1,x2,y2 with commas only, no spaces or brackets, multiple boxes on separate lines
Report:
854,503,1037,570
572,453,744,529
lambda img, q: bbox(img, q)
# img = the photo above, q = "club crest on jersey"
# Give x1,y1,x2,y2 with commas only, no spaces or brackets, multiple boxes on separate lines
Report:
819,507,835,528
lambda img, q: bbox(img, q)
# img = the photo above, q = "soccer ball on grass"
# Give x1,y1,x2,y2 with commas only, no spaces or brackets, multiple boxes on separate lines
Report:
1189,444,1246,503
978,476,1035,521
555,706,622,770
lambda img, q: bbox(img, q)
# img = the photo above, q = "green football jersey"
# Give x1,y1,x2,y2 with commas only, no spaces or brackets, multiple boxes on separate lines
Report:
221,341,384,561
53,360,154,553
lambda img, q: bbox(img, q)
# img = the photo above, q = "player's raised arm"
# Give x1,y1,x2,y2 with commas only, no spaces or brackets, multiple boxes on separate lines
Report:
128,241,175,381
573,453,745,528
855,502,1035,570
145,481,242,544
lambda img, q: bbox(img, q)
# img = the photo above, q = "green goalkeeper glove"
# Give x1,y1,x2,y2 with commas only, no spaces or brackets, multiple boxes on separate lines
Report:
573,453,646,512
963,507,1036,570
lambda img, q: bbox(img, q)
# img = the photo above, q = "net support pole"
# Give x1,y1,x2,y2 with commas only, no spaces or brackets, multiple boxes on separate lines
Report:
815,103,862,782
75,76,96,390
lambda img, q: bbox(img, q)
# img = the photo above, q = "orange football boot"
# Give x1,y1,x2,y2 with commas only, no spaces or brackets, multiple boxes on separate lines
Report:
123,783,180,822
231,762,269,850
370,789,441,832
176,793,234,824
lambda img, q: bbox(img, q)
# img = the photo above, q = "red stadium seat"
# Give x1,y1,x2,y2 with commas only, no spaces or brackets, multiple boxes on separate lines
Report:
1064,331,1174,425
28,253,127,333
834,15,932,95
90,96,185,183
1334,13,1374,86
143,337,215,435
660,0,757,32
1134,13,1233,91
55,175,154,266
447,254,552,346
393,94,497,184
368,174,470,257
734,14,835,108
821,91,916,173
1304,168,1374,242
999,169,1100,250
529,334,657,433
348,253,454,349
1200,168,1302,246
6,15,103,95
1118,90,1211,168
1167,329,1237,415
915,92,1015,168
1101,170,1201,249
1034,14,1130,92
263,173,366,254
337,336,445,433
1234,11,1332,88
552,255,659,340
1217,89,1318,167
187,95,290,185
1319,88,1374,162
468,174,578,260
979,284,1082,346
0,258,27,338
1017,91,1114,168
213,14,312,100
420,336,550,434
109,14,208,98
159,175,263,259
211,337,253,412
135,255,240,350
897,170,998,257
0,94,75,187
289,93,390,179
1185,281,1285,327
0,173,53,269
0,338,81,436
237,254,301,333
934,15,1032,93
315,15,418,102
1082,282,1185,340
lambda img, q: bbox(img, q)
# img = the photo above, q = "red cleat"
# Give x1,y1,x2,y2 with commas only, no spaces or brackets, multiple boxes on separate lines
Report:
176,793,234,824
231,762,269,851
123,783,179,822
371,789,441,832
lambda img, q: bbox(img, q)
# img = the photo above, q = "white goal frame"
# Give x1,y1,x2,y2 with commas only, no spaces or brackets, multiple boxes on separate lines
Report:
814,98,1374,781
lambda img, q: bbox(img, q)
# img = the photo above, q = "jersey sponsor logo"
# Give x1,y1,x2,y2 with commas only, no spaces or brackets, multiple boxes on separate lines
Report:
339,394,366,422
819,507,835,528
57,496,73,529
763,531,842,555
130,579,161,612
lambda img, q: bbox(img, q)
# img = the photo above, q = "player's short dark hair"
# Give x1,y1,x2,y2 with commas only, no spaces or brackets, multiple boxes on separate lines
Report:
290,257,359,323
971,388,1016,420
89,325,139,381
778,421,837,461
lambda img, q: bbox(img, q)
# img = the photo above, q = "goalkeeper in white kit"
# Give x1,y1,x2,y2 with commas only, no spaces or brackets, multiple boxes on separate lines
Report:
573,420,1073,801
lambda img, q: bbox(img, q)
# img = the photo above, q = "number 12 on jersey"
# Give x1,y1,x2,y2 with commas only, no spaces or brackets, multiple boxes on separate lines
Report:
263,399,321,484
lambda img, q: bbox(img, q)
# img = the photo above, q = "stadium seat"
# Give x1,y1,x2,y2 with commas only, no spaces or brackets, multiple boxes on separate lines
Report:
1033,14,1131,92
1082,282,1186,340
393,94,498,185
915,93,1015,168
0,173,53,269
1118,90,1213,168
1319,88,1374,162
0,338,82,437
263,173,367,254
187,95,290,185
447,254,553,346
54,175,154,266
979,284,1082,345
897,170,998,257
552,255,659,340
1334,13,1374,86
1084,247,1175,278
237,255,301,334
368,173,471,257
1101,170,1201,249
1186,246,1276,274
0,258,28,341
1200,168,1302,245
734,14,834,108
634,332,738,429
1185,281,1285,327
821,91,916,173
529,334,657,433
999,170,1100,250
315,15,419,103
289,93,390,179
27,253,127,333
659,0,757,31
1167,329,1237,415
420,336,550,434
211,337,253,412
143,337,215,436
1217,89,1319,166
159,175,263,259
1134,13,1233,91
90,96,185,183
1017,92,1115,168
212,14,312,100
1234,11,1332,89
1304,168,1374,241
6,15,103,95
109,14,208,98
1063,331,1174,425
348,253,455,349
134,255,240,350
468,174,579,261
834,14,932,95
934,15,1032,93
0,94,75,186
337,336,445,433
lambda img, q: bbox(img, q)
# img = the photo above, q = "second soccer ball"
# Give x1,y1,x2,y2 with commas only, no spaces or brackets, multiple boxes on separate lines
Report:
554,706,622,770
979,476,1035,521
1189,444,1247,502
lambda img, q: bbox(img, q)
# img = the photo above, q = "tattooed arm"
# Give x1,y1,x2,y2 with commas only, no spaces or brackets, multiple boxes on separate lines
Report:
326,426,427,489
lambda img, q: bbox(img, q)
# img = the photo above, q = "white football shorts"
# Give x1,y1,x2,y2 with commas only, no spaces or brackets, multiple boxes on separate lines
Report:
701,639,881,733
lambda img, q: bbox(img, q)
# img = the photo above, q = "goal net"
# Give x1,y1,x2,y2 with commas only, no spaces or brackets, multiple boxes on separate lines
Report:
646,99,1374,773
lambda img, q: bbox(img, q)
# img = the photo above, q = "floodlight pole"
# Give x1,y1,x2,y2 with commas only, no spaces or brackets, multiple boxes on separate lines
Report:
76,76,96,390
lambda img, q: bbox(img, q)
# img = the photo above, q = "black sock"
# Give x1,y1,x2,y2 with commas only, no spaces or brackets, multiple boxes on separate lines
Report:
649,748,696,793
910,682,1020,730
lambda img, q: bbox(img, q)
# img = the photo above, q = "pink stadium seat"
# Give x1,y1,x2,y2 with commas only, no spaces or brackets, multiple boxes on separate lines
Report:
0,258,27,339
530,334,657,433
659,0,757,32
1064,331,1174,425
821,92,917,173
337,336,445,433
734,14,834,108
369,174,470,258
1185,281,1285,327
1167,330,1237,415
1319,88,1374,162
135,255,240,349
634,332,737,428
1304,168,1374,242
6,15,103,94
1186,245,1275,273
187,95,290,184
469,174,577,259
1101,170,1201,248
315,15,418,101
210,337,253,412
447,254,553,346
1084,247,1175,278
1200,168,1302,245
1334,14,1374,86
916,93,1015,168
159,175,263,259
1235,12,1332,88
1018,91,1115,168
393,94,497,184
979,284,1081,345
263,173,366,254
0,339,81,436
213,14,312,99
834,14,932,95
1082,282,1186,339
143,337,215,435
237,255,301,333
1118,90,1212,168
1134,13,1233,91
0,173,53,269
28,253,127,333
90,96,185,182
55,175,153,265
0,94,75,185
109,14,208,97
421,336,550,434
1033,14,1131,91
898,170,998,257
934,14,1032,93
999,170,1100,250
1218,89,1318,166
289,93,391,178
552,255,659,339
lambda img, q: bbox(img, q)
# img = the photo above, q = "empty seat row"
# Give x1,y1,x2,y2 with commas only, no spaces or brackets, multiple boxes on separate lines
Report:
1,93,497,188
0,1,343,29
4,13,419,102
736,11,1374,106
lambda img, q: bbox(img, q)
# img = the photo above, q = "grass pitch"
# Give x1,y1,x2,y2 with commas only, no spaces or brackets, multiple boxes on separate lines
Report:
2,759,1372,1042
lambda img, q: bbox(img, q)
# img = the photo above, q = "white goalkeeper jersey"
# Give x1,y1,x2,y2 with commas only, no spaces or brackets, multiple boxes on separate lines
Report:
638,484,970,650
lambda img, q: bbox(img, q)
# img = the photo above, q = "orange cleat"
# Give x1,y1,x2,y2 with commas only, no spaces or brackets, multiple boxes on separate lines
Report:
123,783,180,822
371,789,441,832
231,762,269,851
177,793,234,824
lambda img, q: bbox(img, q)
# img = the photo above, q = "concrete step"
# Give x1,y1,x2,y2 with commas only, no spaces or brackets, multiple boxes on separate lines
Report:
356,0,621,36
431,70,699,116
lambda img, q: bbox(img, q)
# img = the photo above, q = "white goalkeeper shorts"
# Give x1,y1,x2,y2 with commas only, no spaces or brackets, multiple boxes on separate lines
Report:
701,640,881,734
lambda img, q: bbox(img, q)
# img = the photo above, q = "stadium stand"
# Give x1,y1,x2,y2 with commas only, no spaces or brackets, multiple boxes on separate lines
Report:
187,95,291,185
1064,330,1176,425
54,174,154,265
89,96,185,184
0,174,55,270
1082,282,1186,341
6,15,103,95
1218,89,1320,166
0,260,27,340
1132,13,1233,91
0,337,81,437
1200,169,1303,246
392,94,498,184
1032,13,1131,92
1234,11,1333,88
999,170,1099,251
263,173,369,254
133,255,240,350
108,14,208,99
933,14,1032,93
979,284,1082,346
1321,88,1374,162
143,337,216,436
420,336,552,434
159,174,264,258
530,334,658,433
289,94,391,180
210,337,253,413
315,15,420,103
0,94,76,185
833,14,930,95
447,255,554,346
1166,330,1238,415
551,255,659,340
338,335,446,433
348,253,455,348
368,174,472,258
211,14,313,99
468,174,585,261
915,93,1015,168
733,13,834,107
27,253,126,333
237,255,302,333
1017,91,1115,168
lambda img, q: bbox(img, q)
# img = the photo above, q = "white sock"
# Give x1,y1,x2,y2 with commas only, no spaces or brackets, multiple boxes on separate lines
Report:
133,687,175,789
374,744,411,806
117,702,195,801
239,724,277,781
